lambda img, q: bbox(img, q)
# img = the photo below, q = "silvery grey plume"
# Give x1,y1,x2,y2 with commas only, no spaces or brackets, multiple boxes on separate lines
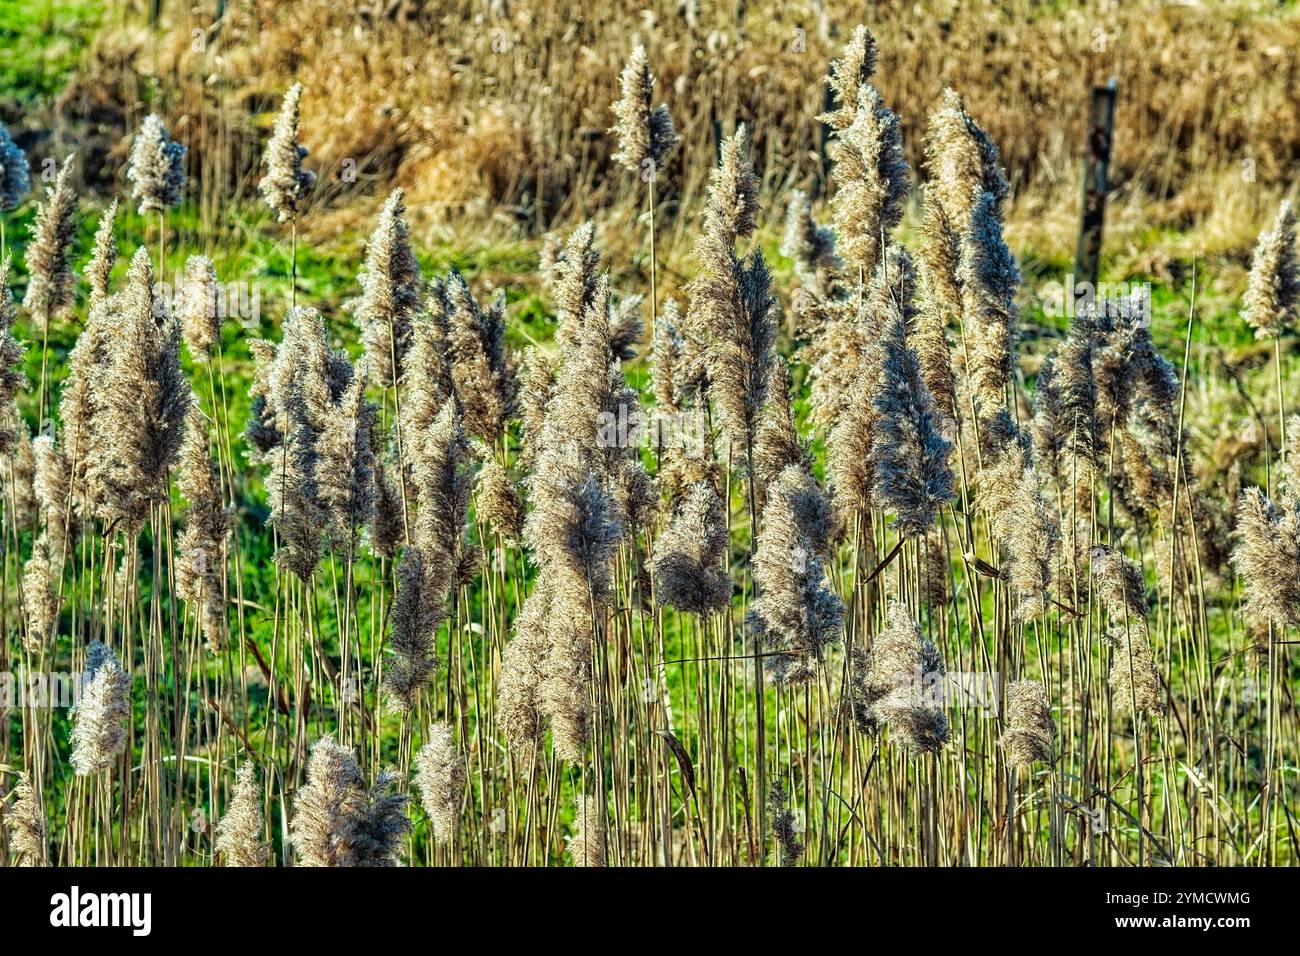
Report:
215,762,267,867
264,306,332,580
1232,487,1300,628
0,257,26,455
70,640,130,776
401,287,457,474
369,458,405,559
290,737,411,867
820,25,878,132
1001,680,1055,767
569,794,606,867
22,532,58,653
383,546,442,714
317,358,378,549
23,154,78,320
958,190,1020,424
609,44,679,176
356,188,421,387
752,355,810,509
85,199,118,307
863,599,951,754
127,113,185,214
178,255,221,359
650,480,731,615
1243,200,1298,340
748,464,843,685
924,87,1009,234
871,252,955,536
5,774,47,866
445,270,517,443
552,221,601,350
91,247,191,532
176,404,232,651
782,189,841,301
827,83,910,281
687,127,774,449
260,83,316,223
0,121,30,211
414,722,464,846
244,338,282,457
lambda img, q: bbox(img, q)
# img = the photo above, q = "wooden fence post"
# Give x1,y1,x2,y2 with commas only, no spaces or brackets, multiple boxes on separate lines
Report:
1075,79,1118,290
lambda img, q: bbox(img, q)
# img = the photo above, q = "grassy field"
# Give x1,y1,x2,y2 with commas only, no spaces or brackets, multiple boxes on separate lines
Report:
0,1,1297,868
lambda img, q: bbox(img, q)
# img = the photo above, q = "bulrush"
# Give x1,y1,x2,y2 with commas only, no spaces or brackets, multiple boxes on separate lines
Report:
871,251,955,536
0,121,30,211
445,271,517,444
650,480,731,615
178,255,221,360
176,405,232,651
414,722,464,846
1243,200,1298,340
70,641,130,776
259,83,316,223
126,114,185,214
609,44,679,176
1232,487,1300,628
21,532,58,652
1001,680,1055,767
826,84,910,284
748,464,843,685
215,763,267,867
569,795,606,867
5,774,46,866
92,248,190,532
687,126,774,452
0,257,25,454
290,737,411,867
356,188,421,387
864,600,950,754
23,154,77,321
782,189,841,301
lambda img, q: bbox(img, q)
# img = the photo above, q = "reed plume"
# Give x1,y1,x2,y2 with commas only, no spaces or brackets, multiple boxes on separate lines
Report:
384,547,441,714
782,189,841,301
475,455,524,545
176,405,232,651
959,191,1019,423
1001,680,1055,767
569,794,606,867
748,464,843,685
92,248,190,532
4,774,46,866
215,763,268,867
414,722,464,846
356,188,421,387
1243,200,1298,340
85,199,118,307
21,532,58,652
924,88,1009,236
0,257,24,454
445,271,516,444
290,737,411,867
317,360,377,549
178,255,221,360
260,83,316,223
650,480,731,615
1232,487,1300,628
126,114,185,214
768,777,804,867
864,600,951,754
22,154,77,321
0,122,30,211
496,583,550,757
821,25,878,133
752,356,809,506
552,221,601,351
609,44,679,175
1091,547,1164,716
69,641,130,776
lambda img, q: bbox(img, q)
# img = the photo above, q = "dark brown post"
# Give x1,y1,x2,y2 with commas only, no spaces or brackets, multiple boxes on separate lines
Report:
1076,79,1118,290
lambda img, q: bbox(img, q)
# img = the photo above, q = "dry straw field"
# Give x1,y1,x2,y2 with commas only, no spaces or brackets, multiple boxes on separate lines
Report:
0,0,1298,867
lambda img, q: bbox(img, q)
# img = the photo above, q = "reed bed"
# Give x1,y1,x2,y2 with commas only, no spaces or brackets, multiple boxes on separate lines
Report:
0,14,1296,869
